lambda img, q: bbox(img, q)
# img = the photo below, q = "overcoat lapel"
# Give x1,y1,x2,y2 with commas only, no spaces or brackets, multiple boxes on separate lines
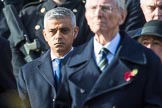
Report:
86,56,133,101
37,50,56,92
69,57,100,92
68,38,101,92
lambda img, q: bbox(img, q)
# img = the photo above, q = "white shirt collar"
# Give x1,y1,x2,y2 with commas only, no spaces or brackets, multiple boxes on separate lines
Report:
94,32,121,56
50,47,73,61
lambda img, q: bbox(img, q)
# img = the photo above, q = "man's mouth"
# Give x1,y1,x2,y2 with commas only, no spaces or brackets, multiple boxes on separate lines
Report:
54,42,64,46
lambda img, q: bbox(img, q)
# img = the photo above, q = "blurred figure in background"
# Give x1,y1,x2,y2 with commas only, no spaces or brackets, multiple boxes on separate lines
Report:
140,0,162,21
133,0,162,62
120,0,146,36
0,37,21,108
22,0,39,6
133,20,162,62
0,0,24,39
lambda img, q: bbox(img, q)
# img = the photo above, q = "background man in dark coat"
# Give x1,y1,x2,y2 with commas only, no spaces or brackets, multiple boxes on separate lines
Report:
55,0,162,107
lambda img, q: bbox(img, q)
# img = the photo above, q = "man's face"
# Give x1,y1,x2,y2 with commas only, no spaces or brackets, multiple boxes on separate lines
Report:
85,0,126,35
138,35,162,62
141,0,162,21
43,17,78,57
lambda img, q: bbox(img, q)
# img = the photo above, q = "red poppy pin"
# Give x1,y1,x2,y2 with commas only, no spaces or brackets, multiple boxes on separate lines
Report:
124,69,138,81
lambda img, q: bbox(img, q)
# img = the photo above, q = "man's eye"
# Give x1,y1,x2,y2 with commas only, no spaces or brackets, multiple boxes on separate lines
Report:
147,6,156,11
158,5,162,10
142,40,149,45
60,28,70,34
101,6,111,11
91,6,96,10
89,6,96,12
49,29,57,35
48,30,53,32
152,40,161,45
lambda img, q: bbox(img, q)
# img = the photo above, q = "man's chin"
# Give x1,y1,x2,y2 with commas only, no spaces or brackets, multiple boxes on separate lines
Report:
56,48,64,53
93,28,105,34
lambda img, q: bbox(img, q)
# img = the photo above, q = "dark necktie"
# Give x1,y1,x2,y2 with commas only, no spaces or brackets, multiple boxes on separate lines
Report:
54,59,62,91
98,48,109,72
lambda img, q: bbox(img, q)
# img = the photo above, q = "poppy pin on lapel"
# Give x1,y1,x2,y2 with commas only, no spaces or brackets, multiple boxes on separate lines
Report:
124,69,138,81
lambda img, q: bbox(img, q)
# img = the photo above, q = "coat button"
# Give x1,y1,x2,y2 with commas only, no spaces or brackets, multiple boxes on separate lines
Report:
35,25,41,30
53,96,56,102
40,7,46,13
82,0,86,4
80,88,85,94
73,9,78,13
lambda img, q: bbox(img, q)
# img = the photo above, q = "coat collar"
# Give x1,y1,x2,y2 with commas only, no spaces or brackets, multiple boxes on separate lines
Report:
68,38,94,67
68,32,146,67
117,31,147,65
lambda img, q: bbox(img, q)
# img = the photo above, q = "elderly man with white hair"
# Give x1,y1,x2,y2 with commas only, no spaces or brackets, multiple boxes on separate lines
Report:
55,0,162,108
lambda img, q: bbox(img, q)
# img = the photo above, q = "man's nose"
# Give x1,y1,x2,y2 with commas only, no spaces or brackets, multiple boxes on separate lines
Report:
55,30,62,38
146,44,152,48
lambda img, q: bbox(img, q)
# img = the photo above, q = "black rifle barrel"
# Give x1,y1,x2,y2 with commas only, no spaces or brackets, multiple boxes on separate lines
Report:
1,0,40,62
2,0,30,46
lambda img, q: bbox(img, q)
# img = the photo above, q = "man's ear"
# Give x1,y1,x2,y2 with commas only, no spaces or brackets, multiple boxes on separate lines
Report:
42,29,47,42
119,10,127,25
74,26,79,39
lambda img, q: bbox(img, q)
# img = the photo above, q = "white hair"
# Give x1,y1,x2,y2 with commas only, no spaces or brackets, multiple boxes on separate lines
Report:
140,0,145,5
44,7,76,28
86,0,126,10
115,0,126,10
